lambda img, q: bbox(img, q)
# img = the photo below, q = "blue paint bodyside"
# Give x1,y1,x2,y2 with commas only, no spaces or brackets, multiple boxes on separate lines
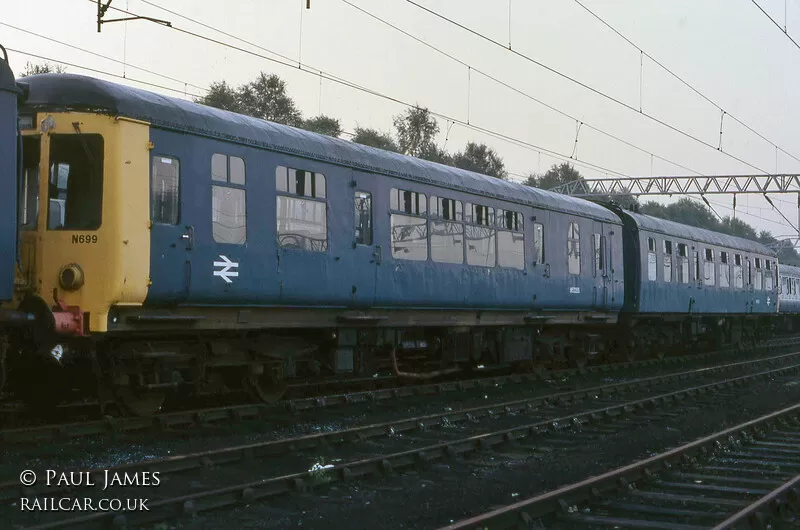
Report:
779,264,800,314
620,211,778,315
0,56,19,302
145,128,625,313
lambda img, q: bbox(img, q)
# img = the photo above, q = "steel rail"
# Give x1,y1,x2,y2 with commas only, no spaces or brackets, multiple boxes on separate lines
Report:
442,406,800,529
19,360,800,529
5,338,795,444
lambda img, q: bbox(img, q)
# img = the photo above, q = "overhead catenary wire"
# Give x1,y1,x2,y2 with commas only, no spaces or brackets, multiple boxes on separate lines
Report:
0,22,208,92
402,0,785,177
6,47,203,98
84,0,797,233
340,0,708,178
571,0,800,167
81,0,629,178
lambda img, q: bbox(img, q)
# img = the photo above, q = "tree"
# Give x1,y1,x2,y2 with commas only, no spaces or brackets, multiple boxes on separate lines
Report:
196,81,240,113
418,143,452,165
451,142,506,179
352,127,400,152
20,61,66,77
393,106,439,158
525,163,585,190
237,73,303,126
300,115,342,138
640,197,719,231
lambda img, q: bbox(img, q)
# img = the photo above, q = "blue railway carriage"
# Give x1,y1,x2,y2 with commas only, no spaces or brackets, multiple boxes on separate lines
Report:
778,264,800,332
8,73,624,414
616,209,778,353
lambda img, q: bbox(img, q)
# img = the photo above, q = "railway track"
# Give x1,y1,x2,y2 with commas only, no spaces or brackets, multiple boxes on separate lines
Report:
6,349,800,529
3,337,799,444
444,403,800,529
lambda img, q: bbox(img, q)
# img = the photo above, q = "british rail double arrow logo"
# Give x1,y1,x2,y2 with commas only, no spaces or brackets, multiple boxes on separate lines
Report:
213,255,239,284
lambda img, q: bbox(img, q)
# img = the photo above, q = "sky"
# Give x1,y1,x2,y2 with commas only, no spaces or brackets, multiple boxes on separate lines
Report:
2,0,800,241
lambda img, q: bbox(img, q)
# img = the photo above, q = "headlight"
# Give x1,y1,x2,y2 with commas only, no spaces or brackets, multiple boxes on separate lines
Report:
58,263,85,291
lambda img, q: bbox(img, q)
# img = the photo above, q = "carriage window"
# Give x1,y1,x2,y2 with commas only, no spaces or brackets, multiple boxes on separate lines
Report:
391,188,425,214
431,196,462,220
430,195,463,264
593,234,601,276
390,188,427,261
49,134,104,230
152,156,179,225
276,166,327,252
211,154,247,244
764,259,773,291
663,241,672,283
497,209,524,270
703,248,715,286
212,153,227,182
734,254,743,288
647,237,657,281
391,215,428,261
720,251,730,288
693,251,700,283
747,258,752,287
354,191,372,246
277,166,325,199
754,258,763,290
212,154,246,185
466,203,493,226
465,203,495,267
212,186,246,244
677,243,689,284
533,223,544,265
568,222,581,275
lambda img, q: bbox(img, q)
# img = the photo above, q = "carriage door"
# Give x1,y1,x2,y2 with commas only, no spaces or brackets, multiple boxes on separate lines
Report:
148,132,194,303
592,222,610,310
345,170,379,308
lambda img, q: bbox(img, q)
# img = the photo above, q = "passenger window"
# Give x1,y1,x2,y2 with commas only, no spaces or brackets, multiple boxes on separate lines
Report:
48,134,104,230
734,254,743,288
704,248,715,286
677,243,689,284
211,154,247,245
533,223,544,265
391,188,425,214
212,186,246,244
431,196,462,220
693,251,700,283
430,196,463,264
390,187,427,261
663,241,672,283
719,252,730,288
276,166,327,252
754,258,763,290
354,191,373,246
152,156,180,225
496,209,524,270
747,258,752,287
464,202,495,267
568,222,581,275
647,237,656,282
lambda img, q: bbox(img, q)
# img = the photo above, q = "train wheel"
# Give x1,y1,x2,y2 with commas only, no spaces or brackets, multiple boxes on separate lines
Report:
242,363,287,404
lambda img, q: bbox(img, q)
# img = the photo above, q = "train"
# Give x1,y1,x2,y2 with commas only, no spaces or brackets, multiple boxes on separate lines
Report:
0,51,797,416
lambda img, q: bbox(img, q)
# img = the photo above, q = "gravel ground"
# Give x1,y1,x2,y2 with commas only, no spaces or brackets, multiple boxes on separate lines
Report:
180,375,800,530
